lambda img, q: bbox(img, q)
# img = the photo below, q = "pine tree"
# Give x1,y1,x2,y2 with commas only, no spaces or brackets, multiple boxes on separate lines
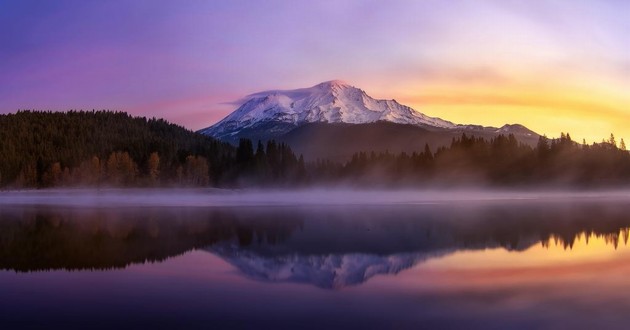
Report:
424,143,433,160
254,141,268,179
537,135,550,159
610,133,617,147
236,139,255,177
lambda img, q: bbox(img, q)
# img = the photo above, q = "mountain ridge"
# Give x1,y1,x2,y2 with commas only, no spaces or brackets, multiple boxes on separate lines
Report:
200,80,537,140
199,80,539,160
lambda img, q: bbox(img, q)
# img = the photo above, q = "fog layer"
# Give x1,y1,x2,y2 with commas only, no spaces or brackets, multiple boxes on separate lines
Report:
1,188,630,207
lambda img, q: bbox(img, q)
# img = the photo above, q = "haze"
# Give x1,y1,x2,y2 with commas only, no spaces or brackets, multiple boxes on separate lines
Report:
3,189,630,208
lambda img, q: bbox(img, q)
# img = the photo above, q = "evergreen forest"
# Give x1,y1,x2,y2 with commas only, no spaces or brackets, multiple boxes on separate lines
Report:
1,111,629,189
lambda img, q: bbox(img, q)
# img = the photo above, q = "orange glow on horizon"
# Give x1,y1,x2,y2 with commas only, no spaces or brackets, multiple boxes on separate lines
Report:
369,229,630,302
374,76,630,144
422,229,630,273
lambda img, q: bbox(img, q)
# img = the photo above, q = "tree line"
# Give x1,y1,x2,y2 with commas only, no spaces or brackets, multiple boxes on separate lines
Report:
312,132,630,187
0,111,305,188
1,111,629,188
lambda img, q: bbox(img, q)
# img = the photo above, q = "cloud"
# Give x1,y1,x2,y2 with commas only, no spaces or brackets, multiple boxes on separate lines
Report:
407,91,629,122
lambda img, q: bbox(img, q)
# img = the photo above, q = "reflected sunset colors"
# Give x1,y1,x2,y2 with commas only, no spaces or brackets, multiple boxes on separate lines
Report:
2,198,630,328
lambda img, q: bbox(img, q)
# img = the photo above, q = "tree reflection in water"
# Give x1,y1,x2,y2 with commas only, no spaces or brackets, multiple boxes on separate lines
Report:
1,201,630,288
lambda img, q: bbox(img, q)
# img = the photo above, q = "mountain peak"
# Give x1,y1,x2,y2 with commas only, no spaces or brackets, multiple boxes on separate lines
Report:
497,124,537,136
200,80,457,139
316,79,350,89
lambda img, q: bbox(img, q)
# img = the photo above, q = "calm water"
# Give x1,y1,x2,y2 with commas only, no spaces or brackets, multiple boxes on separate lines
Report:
2,191,630,329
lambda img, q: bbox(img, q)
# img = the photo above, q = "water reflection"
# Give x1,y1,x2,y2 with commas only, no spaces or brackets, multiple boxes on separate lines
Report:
0,206,301,272
2,201,630,289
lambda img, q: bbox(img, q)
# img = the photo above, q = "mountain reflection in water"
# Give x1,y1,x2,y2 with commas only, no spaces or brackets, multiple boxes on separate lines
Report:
2,201,630,288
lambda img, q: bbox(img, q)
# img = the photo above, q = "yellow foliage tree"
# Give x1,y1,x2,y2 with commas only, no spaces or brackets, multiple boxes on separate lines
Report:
184,155,209,186
106,152,138,186
147,152,160,185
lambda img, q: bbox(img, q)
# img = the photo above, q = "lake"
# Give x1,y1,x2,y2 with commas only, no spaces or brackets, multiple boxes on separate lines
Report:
2,190,630,329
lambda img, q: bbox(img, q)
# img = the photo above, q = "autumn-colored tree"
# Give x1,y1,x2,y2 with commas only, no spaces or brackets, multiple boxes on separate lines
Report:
15,163,37,188
184,155,209,186
0,111,231,188
147,152,160,185
90,156,102,184
42,162,62,187
106,151,138,186
74,156,102,185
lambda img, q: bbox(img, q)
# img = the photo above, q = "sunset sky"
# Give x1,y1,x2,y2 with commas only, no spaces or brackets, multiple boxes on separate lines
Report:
1,0,628,142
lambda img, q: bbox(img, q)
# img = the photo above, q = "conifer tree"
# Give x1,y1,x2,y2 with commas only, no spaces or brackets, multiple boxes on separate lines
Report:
610,133,617,147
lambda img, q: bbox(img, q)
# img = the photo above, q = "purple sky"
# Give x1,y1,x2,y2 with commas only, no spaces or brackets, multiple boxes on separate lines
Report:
1,0,629,140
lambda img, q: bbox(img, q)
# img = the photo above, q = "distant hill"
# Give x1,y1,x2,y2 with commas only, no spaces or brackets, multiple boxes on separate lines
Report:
280,122,539,161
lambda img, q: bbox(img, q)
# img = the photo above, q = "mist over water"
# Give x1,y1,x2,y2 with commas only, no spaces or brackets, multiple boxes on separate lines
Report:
3,189,630,328
2,188,630,207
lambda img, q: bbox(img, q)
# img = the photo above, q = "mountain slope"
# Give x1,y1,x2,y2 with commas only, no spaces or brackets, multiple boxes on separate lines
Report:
200,80,457,140
281,122,540,161
199,80,539,160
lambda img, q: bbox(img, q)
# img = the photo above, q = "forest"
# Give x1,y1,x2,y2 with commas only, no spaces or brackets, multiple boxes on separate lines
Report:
313,132,630,187
0,111,305,188
1,111,629,188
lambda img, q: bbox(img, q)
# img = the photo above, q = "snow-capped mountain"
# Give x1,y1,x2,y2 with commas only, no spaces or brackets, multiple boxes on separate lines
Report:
206,236,535,289
200,80,460,139
199,80,539,160
208,242,448,289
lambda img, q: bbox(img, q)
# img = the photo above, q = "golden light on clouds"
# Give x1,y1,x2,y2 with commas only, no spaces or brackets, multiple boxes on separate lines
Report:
395,77,630,143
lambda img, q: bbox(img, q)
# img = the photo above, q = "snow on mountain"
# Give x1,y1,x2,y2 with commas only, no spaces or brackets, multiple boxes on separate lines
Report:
207,236,539,289
496,124,536,136
208,242,450,289
200,80,457,138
